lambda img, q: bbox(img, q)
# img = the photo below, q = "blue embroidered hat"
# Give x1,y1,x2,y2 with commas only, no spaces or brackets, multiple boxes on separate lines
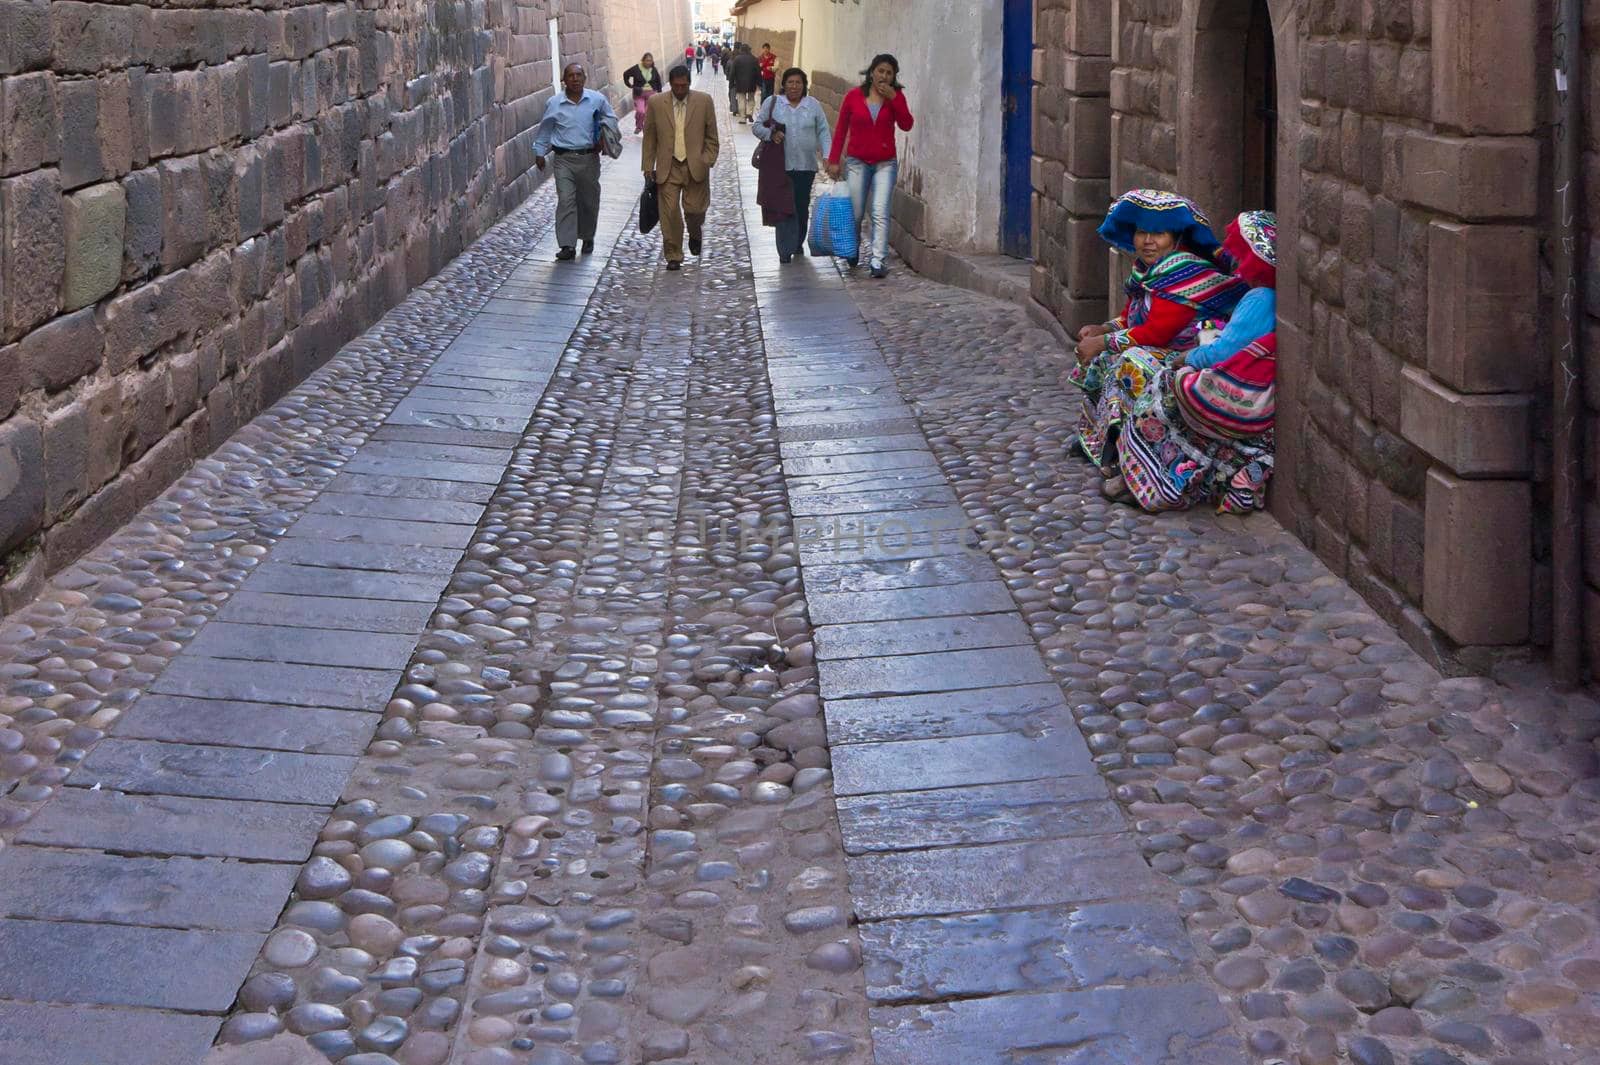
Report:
1097,188,1223,257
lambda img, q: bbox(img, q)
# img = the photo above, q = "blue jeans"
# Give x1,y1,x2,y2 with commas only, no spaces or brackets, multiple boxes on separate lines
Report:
845,157,897,269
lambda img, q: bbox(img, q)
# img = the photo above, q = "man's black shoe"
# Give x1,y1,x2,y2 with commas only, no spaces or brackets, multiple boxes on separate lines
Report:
666,260,682,271
689,234,702,256
556,246,576,261
581,239,595,254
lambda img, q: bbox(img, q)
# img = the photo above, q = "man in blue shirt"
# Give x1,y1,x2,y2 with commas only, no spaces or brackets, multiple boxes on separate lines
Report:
534,64,619,261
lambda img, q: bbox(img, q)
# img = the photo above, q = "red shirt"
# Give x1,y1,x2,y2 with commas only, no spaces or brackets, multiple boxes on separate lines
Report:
759,53,777,79
827,86,914,165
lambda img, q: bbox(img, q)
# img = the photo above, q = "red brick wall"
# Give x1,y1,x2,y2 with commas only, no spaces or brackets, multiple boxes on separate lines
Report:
0,0,660,594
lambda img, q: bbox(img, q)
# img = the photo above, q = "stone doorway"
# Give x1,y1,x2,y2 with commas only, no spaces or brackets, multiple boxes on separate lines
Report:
1183,0,1281,226
1241,0,1276,212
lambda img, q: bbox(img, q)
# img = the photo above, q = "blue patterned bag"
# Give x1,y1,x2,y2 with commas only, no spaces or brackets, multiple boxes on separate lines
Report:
808,183,857,260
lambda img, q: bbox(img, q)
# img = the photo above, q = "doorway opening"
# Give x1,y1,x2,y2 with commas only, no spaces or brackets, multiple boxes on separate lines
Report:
1000,0,1034,259
1242,0,1277,211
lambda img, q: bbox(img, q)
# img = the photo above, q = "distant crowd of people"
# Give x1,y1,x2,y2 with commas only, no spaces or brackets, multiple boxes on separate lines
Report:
525,50,1272,515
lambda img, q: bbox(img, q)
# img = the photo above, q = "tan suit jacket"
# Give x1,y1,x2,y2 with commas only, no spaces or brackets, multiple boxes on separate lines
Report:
643,90,720,183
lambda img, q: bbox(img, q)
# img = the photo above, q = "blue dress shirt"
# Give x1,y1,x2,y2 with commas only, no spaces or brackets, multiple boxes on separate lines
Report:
532,89,618,157
1185,287,1276,369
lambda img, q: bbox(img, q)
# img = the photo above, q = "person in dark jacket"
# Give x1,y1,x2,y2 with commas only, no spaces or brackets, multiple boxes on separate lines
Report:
622,54,663,133
729,44,761,122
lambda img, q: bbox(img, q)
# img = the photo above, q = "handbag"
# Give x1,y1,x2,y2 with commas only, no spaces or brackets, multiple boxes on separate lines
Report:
638,177,659,234
751,98,776,167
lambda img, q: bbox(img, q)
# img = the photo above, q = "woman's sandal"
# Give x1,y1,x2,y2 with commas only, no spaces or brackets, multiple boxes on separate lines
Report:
1100,475,1135,504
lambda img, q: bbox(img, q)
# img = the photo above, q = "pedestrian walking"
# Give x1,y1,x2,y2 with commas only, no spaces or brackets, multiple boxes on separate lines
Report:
684,43,695,69
623,53,663,134
753,68,832,264
695,41,705,73
826,54,914,278
533,63,619,262
758,43,779,100
643,66,720,271
729,43,761,121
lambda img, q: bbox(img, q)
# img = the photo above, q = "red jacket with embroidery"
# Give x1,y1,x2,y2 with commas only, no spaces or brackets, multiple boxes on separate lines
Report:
827,87,914,166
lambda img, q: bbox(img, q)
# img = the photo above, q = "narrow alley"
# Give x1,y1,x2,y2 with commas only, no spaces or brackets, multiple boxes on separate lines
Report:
0,72,1597,1065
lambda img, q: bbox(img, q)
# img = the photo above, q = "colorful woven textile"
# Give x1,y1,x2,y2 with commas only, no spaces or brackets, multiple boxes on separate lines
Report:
1173,333,1277,439
1118,372,1274,514
1124,251,1249,321
1074,347,1170,468
1097,189,1224,257
1221,210,1276,289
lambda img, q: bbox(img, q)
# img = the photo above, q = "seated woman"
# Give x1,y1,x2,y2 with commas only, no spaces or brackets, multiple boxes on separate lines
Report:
1108,211,1278,513
1069,190,1248,471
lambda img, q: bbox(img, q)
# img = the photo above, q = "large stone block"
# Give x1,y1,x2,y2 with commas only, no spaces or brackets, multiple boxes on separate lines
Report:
1067,0,1112,55
50,1,141,74
121,167,162,281
1,169,64,341
1401,133,1538,219
0,416,43,553
1399,365,1529,477
0,1,51,75
158,156,207,269
1064,96,1110,178
1431,0,1536,135
1423,471,1530,645
0,71,58,175
17,305,100,391
1425,221,1538,394
62,181,126,311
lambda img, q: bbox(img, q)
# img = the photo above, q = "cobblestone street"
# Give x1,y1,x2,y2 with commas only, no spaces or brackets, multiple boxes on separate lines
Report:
0,82,1598,1065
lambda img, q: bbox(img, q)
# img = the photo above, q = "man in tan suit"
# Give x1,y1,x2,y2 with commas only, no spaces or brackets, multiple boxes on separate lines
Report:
643,65,720,270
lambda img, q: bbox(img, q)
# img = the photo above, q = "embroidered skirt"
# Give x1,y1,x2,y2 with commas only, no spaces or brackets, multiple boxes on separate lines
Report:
1117,372,1274,513
1068,347,1172,468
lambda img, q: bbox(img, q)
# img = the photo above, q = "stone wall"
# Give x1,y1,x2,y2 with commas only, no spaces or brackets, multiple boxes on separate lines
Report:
1033,0,1548,673
0,0,687,601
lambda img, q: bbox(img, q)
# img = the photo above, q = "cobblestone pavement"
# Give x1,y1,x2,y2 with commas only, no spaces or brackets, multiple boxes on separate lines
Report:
0,73,1597,1065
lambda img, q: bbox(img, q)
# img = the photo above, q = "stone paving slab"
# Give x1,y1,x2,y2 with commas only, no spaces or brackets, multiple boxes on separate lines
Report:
304,491,487,525
819,645,1052,699
823,683,1070,744
846,836,1156,920
800,555,997,593
382,408,528,433
369,424,523,449
324,471,498,502
0,918,264,1011
777,431,928,457
869,984,1248,1064
151,658,395,711
797,531,976,566
218,588,438,628
71,739,356,805
16,788,326,860
0,845,298,931
831,728,1094,796
815,612,1030,659
835,777,1116,853
787,468,950,496
783,451,936,477
337,454,511,484
787,484,959,517
185,622,418,670
0,1003,221,1065
268,538,462,575
113,695,377,755
805,580,1017,625
859,902,1196,1003
286,512,478,548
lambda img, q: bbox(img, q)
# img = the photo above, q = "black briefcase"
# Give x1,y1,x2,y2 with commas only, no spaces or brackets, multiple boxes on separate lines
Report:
639,178,659,234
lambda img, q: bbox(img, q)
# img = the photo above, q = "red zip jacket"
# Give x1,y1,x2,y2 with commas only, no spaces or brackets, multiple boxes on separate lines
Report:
827,86,914,165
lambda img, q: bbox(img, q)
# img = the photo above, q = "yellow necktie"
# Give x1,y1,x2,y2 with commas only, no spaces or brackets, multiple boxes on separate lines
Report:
673,98,687,162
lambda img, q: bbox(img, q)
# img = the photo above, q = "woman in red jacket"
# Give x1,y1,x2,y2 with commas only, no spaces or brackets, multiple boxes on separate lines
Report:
826,54,914,278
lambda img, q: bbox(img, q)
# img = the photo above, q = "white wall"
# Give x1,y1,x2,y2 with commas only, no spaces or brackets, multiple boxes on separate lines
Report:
795,0,1003,253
